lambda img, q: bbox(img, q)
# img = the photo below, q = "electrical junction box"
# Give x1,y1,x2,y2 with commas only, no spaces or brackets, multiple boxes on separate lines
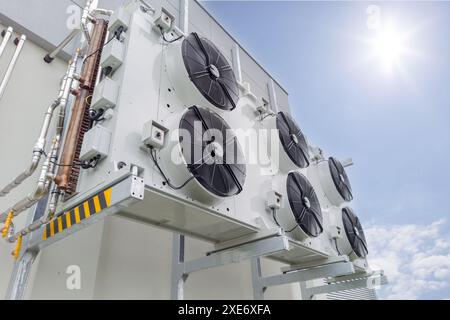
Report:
100,38,125,74
329,225,343,239
91,78,119,111
142,120,168,149
108,6,131,35
153,7,174,33
80,125,112,162
257,97,270,114
267,190,283,210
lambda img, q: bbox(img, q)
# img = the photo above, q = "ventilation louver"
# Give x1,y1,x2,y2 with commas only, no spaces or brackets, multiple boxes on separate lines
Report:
182,33,239,111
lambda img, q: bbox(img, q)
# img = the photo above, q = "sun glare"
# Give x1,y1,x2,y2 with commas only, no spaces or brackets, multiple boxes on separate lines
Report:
368,25,410,74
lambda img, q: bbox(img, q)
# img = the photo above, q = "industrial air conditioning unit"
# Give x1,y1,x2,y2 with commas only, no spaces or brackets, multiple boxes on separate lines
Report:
52,3,369,265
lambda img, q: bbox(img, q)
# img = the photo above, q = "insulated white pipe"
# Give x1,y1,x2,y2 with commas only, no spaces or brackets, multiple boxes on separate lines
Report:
0,34,26,101
0,27,13,59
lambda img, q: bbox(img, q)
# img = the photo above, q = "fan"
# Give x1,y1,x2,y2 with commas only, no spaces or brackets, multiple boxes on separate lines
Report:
339,207,368,259
277,112,310,168
287,172,323,237
329,157,353,202
316,157,353,206
181,33,239,111
263,111,310,173
273,172,323,240
178,105,246,198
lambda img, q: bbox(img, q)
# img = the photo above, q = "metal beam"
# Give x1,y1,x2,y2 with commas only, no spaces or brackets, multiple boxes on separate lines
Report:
27,173,144,251
5,196,49,300
180,0,189,35
281,255,350,273
183,236,289,275
259,262,355,289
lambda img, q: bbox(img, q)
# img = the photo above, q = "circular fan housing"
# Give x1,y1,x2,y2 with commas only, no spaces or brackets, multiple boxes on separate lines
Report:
274,172,323,241
182,33,239,111
164,32,239,112
179,106,246,197
317,157,353,206
263,112,310,173
336,207,368,259
159,106,246,205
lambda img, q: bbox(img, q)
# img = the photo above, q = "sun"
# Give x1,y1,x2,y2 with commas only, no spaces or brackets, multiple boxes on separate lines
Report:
369,25,409,73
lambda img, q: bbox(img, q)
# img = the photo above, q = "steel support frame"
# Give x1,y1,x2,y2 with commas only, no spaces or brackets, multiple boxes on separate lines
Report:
169,229,367,300
251,256,355,300
5,199,45,300
170,232,291,300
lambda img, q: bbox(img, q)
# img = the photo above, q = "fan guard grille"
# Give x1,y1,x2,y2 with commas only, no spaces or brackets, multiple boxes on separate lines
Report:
179,106,246,197
182,33,239,111
286,172,323,237
276,112,310,169
329,157,353,202
342,207,368,258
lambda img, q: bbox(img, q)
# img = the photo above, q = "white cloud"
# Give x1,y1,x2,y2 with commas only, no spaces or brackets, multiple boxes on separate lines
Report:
365,219,450,299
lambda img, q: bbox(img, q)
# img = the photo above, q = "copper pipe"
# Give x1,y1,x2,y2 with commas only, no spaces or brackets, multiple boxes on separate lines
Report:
55,20,108,190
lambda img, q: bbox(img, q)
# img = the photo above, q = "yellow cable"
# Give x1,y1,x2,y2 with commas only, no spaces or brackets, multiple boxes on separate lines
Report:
2,211,14,238
12,234,23,261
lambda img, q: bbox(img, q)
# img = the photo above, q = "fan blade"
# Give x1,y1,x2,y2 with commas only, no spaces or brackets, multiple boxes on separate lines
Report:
217,78,237,110
192,32,210,66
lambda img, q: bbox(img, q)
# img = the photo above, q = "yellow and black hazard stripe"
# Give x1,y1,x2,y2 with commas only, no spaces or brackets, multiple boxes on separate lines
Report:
42,188,112,241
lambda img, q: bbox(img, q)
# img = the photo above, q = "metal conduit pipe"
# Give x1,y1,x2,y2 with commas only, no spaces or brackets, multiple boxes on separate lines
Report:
0,34,26,101
44,1,101,63
6,137,62,243
0,27,14,59
4,51,80,240
44,28,79,63
0,53,79,223
81,0,95,44
6,115,66,242
90,8,114,17
0,50,80,199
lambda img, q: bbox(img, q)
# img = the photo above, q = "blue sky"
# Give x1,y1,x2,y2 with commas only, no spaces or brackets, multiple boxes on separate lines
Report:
202,0,450,299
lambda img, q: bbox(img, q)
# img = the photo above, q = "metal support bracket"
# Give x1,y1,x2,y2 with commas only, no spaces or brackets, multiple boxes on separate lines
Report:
169,228,367,300
251,255,355,300
27,173,144,251
170,232,290,300
5,170,144,299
